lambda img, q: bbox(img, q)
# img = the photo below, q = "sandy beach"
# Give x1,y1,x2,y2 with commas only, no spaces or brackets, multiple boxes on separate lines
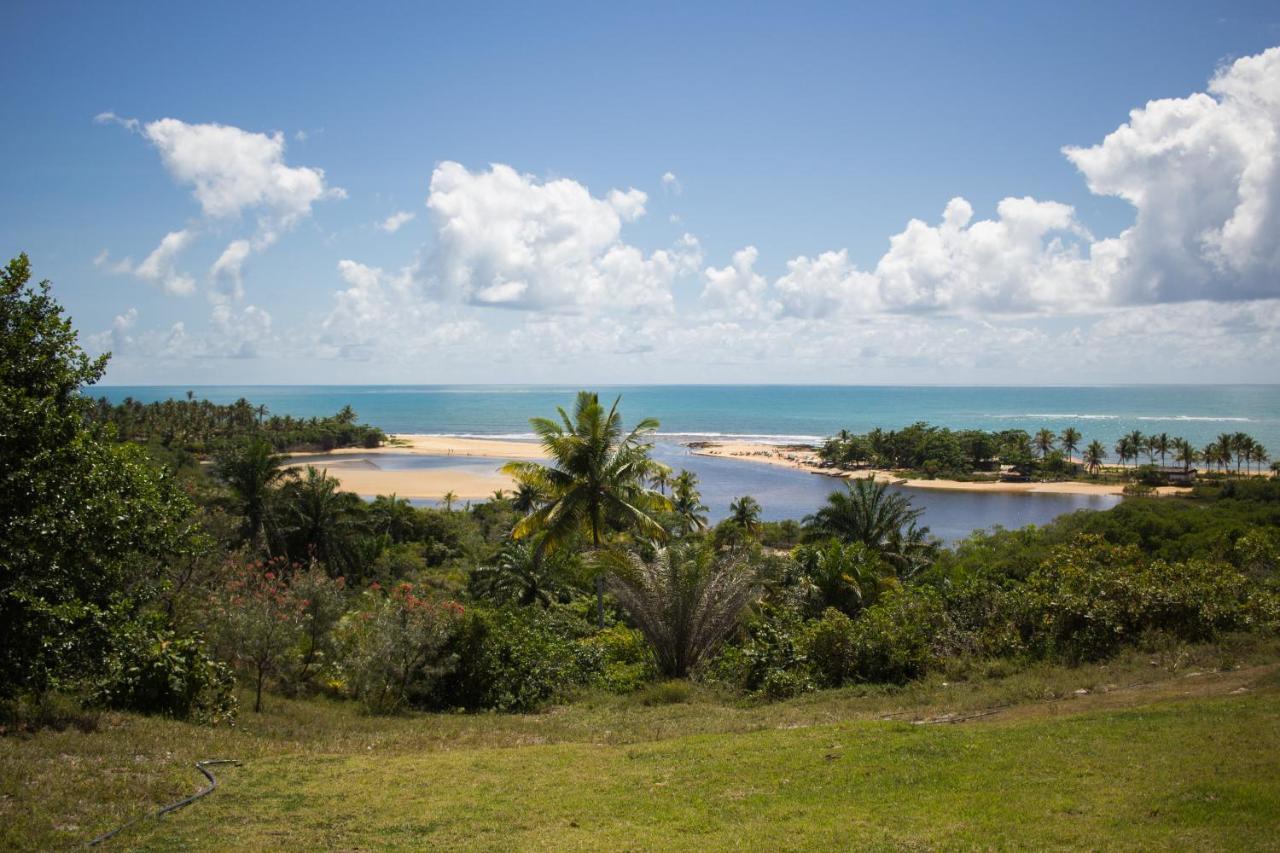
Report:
285,434,546,500
688,440,1152,497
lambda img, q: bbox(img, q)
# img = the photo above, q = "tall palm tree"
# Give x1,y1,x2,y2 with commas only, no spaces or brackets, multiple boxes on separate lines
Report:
1173,438,1198,473
1034,428,1056,460
470,541,565,607
1231,432,1254,475
1151,433,1171,467
1249,443,1269,476
441,490,458,511
511,481,545,514
214,438,298,547
804,478,934,576
671,469,709,535
1124,430,1145,468
502,391,670,625
1216,433,1236,474
648,462,674,495
1059,427,1081,464
727,495,762,535
1083,440,1106,475
1113,437,1131,470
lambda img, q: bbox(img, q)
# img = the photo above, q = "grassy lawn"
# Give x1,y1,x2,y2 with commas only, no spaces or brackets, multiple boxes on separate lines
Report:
3,644,1279,850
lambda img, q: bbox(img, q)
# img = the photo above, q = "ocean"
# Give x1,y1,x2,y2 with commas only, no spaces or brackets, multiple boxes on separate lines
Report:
96,385,1280,543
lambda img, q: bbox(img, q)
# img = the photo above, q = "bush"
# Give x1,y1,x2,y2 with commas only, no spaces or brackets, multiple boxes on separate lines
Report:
93,619,235,723
705,606,811,697
337,583,465,714
802,608,857,688
581,625,656,693
1019,535,1266,662
439,607,601,712
845,586,951,684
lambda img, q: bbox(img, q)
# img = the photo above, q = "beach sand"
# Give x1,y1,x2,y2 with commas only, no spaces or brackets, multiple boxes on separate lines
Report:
285,434,546,500
688,440,1167,497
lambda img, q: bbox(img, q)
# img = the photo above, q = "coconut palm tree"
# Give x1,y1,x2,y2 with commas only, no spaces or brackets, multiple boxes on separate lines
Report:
804,478,934,576
1114,436,1132,470
511,480,545,514
1060,427,1082,464
1083,440,1106,475
727,495,762,535
502,391,670,625
671,469,709,535
441,490,458,511
1249,443,1269,476
1124,430,1145,467
1232,432,1254,475
470,541,566,607
278,466,365,574
1034,429,1056,460
214,438,298,547
1173,438,1198,473
1149,433,1170,467
648,462,674,495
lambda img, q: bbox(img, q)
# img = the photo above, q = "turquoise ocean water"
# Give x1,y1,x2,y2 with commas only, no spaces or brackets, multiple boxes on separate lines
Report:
97,385,1280,543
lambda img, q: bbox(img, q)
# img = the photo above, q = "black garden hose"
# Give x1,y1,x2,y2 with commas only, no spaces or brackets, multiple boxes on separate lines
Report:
85,759,241,847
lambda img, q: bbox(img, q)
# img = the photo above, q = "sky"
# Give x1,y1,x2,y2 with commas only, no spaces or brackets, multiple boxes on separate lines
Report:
4,0,1280,385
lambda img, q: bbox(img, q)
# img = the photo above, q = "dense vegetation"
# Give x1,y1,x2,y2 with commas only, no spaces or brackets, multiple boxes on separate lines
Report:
816,420,1275,482
88,394,386,453
2,252,1278,735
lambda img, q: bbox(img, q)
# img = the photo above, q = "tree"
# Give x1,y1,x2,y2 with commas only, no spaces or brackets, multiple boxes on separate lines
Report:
1,254,199,700
511,481,544,514
1059,427,1081,464
1151,433,1171,467
1034,429,1056,460
1231,432,1254,475
441,490,458,512
502,392,669,625
1083,440,1107,475
648,462,674,495
790,540,886,618
1249,443,1269,476
1173,438,1199,473
727,495,762,535
670,470,709,535
1114,436,1132,470
278,466,365,576
804,478,934,576
469,541,569,607
208,558,305,712
215,438,297,547
603,544,757,678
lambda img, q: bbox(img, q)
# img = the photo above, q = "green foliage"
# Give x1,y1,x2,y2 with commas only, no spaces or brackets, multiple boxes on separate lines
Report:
92,618,235,723
843,585,951,684
337,583,464,714
1,254,201,703
582,625,658,693
804,478,935,577
802,608,858,688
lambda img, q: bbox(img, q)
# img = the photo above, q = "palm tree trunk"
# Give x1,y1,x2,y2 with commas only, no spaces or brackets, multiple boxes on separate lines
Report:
591,520,605,628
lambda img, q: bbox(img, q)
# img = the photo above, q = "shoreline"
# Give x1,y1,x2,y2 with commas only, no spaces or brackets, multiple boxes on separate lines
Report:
282,433,1187,500
688,440,1175,497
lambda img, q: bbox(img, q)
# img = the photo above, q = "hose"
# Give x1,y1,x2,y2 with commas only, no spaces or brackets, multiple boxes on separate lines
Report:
85,759,241,847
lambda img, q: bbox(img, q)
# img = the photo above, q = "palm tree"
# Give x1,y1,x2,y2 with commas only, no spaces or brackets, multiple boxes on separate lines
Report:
1151,433,1171,467
1059,427,1081,464
1114,436,1132,470
1124,430,1145,468
603,544,757,677
1204,441,1221,473
1232,432,1254,475
804,478,934,576
1216,433,1236,474
470,541,565,607
791,540,885,617
278,466,364,574
671,469,709,535
1034,428,1056,460
511,481,545,514
502,391,670,625
441,490,458,511
648,462,674,495
215,438,298,547
1173,438,1199,473
1249,443,1269,476
368,493,418,543
1083,440,1106,475
727,495,762,535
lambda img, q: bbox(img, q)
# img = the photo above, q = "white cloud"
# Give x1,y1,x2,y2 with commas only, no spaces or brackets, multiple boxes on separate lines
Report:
1063,46,1280,304
210,239,252,301
134,229,197,295
661,171,683,195
424,162,689,311
378,210,416,233
701,246,772,318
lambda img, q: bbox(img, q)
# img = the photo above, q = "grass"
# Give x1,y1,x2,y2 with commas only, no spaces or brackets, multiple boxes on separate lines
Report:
3,641,1279,850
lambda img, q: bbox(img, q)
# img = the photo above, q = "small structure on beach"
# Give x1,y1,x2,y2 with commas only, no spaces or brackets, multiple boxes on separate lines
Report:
1155,466,1197,486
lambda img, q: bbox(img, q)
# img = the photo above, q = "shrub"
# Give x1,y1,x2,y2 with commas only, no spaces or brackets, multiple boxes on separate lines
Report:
337,582,464,714
581,624,656,693
802,608,857,688
1019,535,1264,662
845,586,951,684
439,607,601,712
706,606,811,697
93,618,235,723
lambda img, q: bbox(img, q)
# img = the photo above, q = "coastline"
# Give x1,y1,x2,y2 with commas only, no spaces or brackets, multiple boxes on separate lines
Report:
688,440,1158,497
282,433,1184,500
284,434,546,500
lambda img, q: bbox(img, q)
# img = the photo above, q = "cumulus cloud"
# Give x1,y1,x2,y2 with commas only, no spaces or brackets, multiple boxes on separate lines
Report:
661,171,682,195
423,162,691,311
701,246,772,318
378,210,416,233
99,114,343,303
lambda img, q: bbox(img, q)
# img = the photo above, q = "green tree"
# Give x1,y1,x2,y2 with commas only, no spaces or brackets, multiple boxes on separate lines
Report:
1,254,201,701
215,438,297,547
1034,429,1056,460
502,391,669,625
469,541,569,607
790,540,886,618
1083,440,1107,475
670,469,709,535
727,495,763,535
1059,427,1081,464
1150,432,1171,467
804,478,934,577
278,466,365,575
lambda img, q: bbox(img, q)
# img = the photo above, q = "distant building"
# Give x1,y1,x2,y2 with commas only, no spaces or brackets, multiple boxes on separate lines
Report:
1155,466,1197,486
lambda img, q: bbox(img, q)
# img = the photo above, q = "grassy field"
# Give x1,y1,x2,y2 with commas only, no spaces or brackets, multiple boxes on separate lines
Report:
3,642,1279,850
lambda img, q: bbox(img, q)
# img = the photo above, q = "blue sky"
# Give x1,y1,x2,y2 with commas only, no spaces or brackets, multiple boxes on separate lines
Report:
4,1,1280,384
